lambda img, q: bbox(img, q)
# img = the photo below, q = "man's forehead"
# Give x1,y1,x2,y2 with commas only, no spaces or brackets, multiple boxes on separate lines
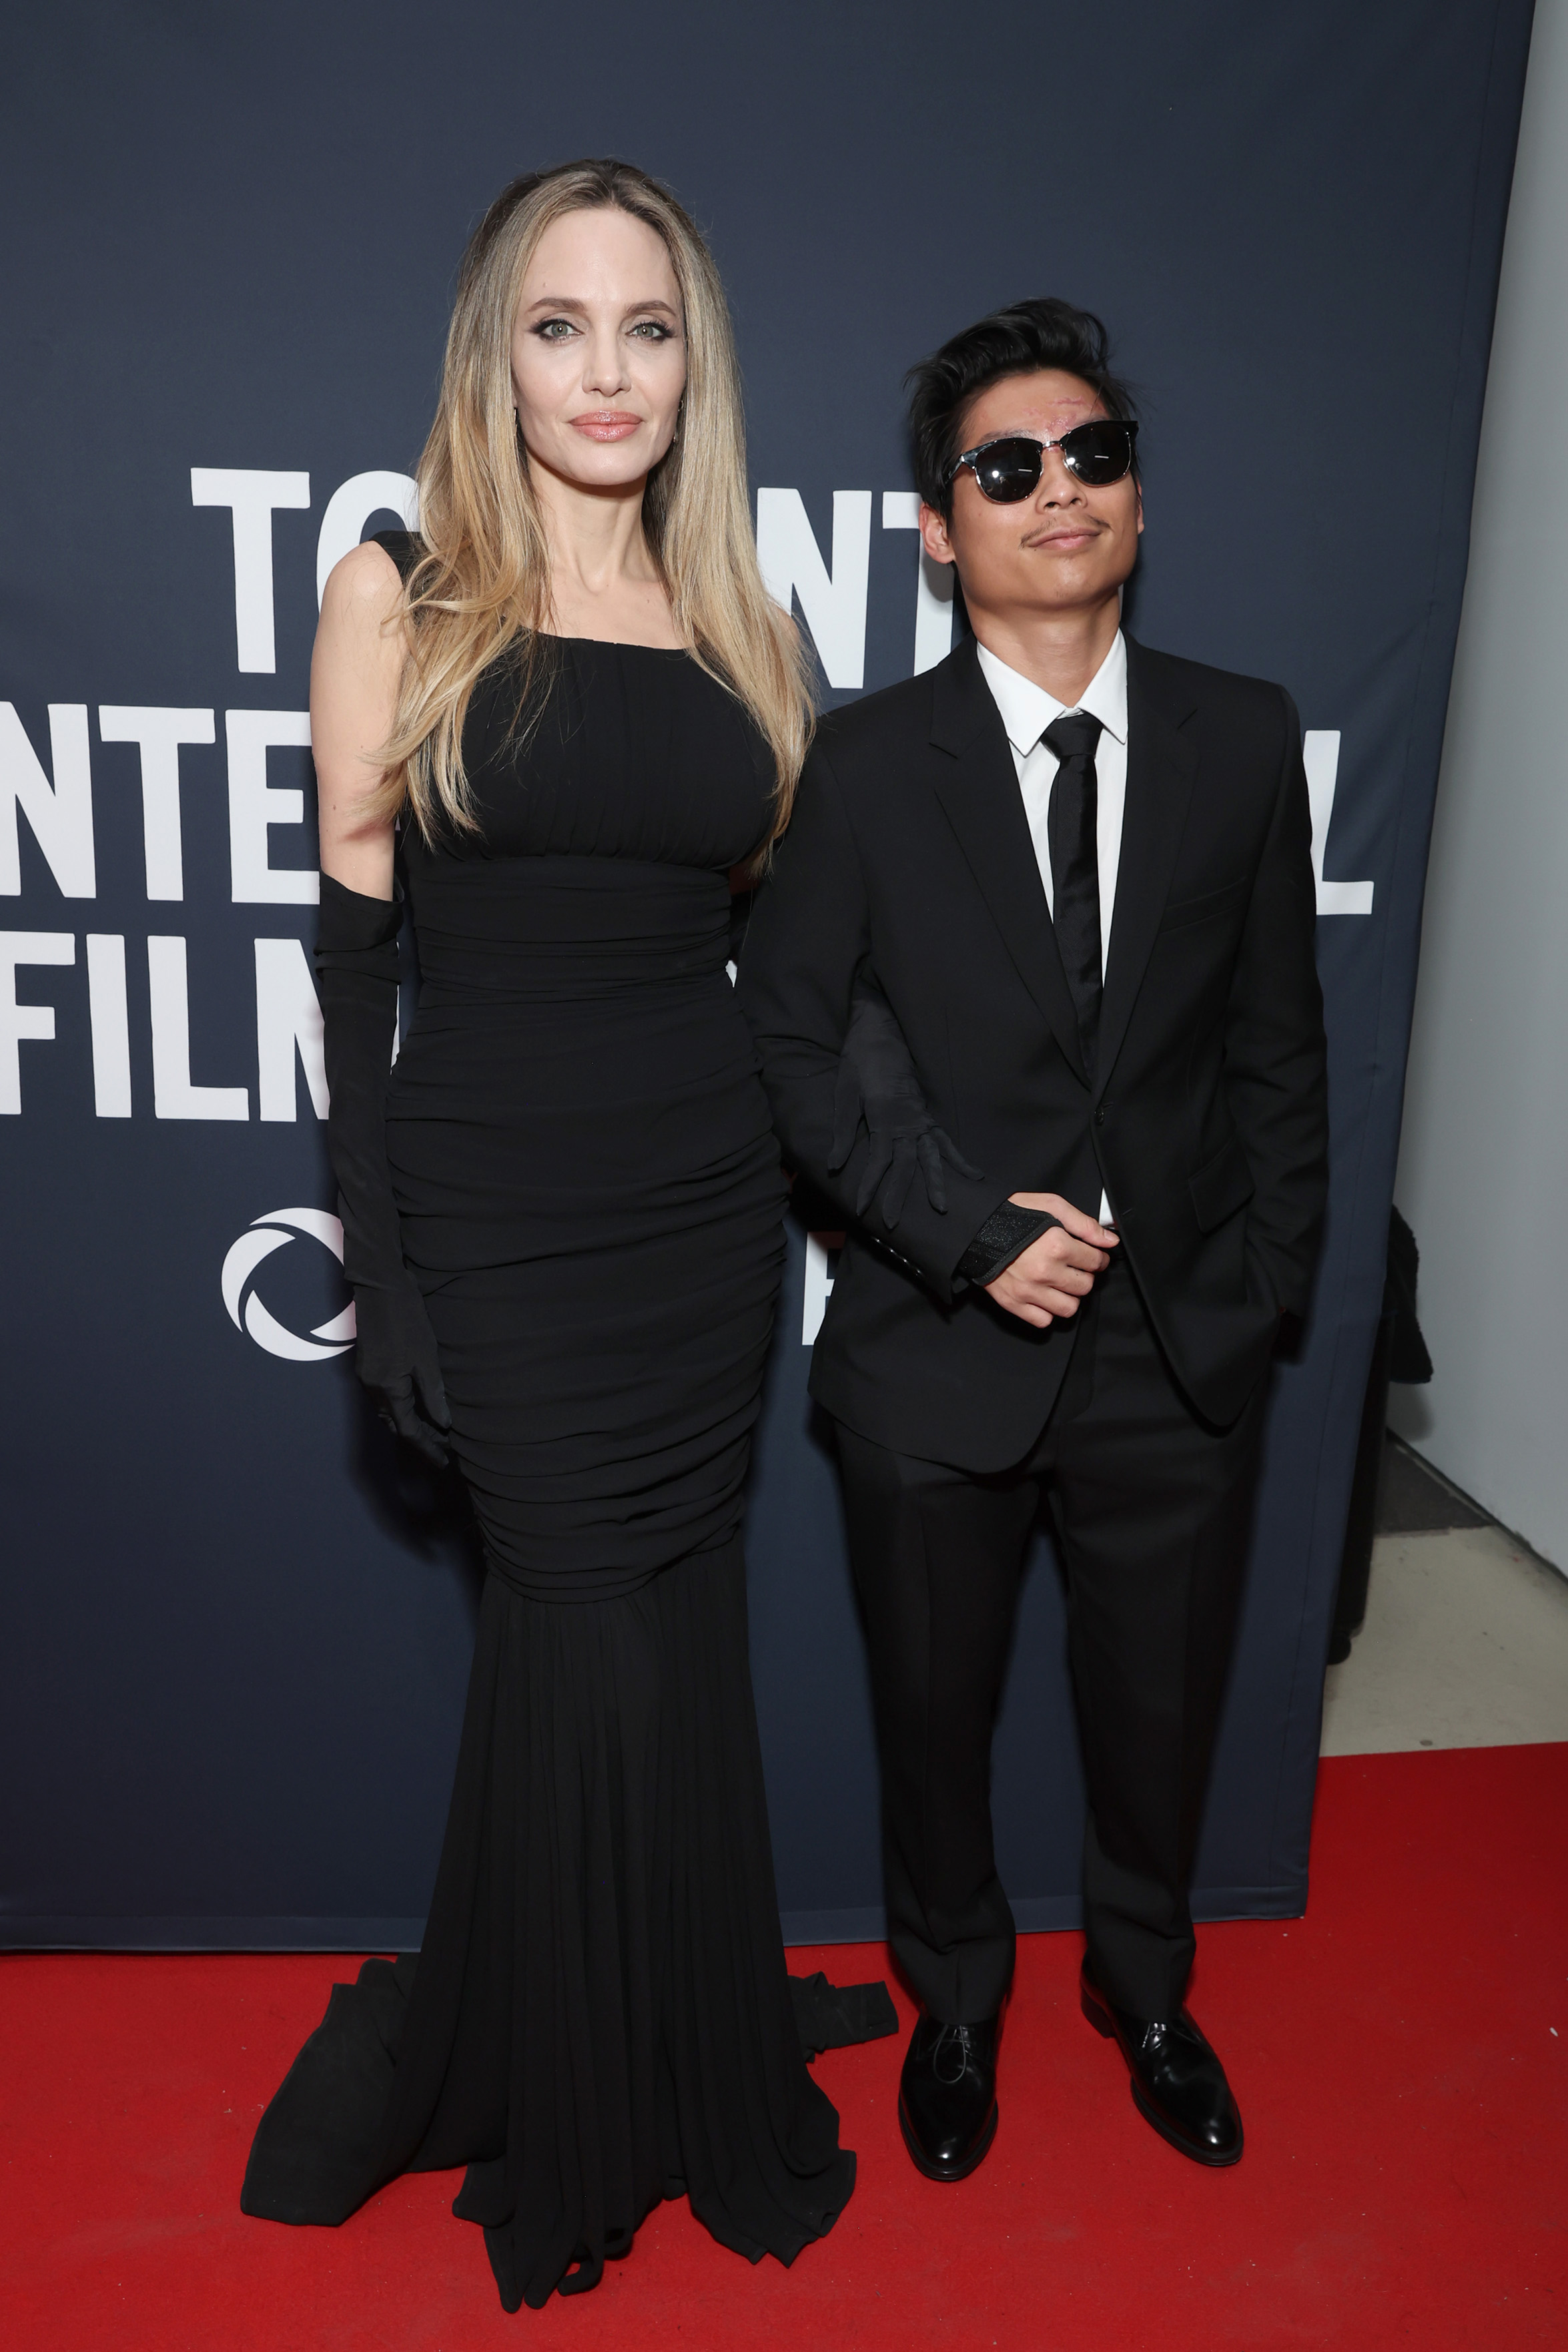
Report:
964,370,1106,436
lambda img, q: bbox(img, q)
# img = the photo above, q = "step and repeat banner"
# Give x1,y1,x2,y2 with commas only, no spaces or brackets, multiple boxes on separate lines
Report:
0,0,1533,1945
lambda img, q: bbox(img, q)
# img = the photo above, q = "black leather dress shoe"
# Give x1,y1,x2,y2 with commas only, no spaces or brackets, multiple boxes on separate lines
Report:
897,2012,1000,2181
1080,1965,1243,2166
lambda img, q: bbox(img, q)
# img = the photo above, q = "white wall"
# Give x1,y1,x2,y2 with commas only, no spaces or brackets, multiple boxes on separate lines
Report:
1391,0,1568,1570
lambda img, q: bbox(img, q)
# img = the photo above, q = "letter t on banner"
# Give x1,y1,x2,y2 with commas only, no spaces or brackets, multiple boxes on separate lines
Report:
882,492,957,673
97,707,216,900
191,469,311,673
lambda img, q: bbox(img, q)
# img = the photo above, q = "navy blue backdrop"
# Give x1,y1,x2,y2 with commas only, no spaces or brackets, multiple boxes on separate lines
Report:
0,0,1533,1946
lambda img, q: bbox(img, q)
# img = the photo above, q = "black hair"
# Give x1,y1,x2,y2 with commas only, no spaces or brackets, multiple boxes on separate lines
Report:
907,297,1138,516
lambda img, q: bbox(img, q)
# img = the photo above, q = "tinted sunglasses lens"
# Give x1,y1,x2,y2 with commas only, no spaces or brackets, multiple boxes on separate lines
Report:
969,438,1043,503
1061,420,1136,484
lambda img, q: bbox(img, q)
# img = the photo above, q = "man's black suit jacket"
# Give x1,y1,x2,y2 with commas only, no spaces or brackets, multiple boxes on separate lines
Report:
737,633,1330,1470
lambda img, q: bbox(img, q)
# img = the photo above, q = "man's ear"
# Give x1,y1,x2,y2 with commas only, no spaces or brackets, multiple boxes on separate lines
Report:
919,501,956,567
1135,483,1144,537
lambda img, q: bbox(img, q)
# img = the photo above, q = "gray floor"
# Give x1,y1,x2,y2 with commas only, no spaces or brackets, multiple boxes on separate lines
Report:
1320,1438,1568,1755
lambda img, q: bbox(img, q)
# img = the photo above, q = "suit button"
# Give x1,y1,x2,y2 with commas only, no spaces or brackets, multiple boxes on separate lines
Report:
1095,1105,1107,1127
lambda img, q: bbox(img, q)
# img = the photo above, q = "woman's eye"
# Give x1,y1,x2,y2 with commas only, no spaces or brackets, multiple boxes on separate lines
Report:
534,318,576,341
630,320,673,341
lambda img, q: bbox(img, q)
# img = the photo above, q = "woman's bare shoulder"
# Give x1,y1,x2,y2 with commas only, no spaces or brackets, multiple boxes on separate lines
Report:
322,537,406,631
315,541,408,694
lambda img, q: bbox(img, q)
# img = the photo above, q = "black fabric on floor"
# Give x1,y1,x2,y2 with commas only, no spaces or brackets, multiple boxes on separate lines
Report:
789,1972,898,2058
242,1541,860,2309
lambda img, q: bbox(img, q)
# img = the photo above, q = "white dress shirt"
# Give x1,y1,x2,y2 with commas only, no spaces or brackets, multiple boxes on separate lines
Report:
975,631,1128,1225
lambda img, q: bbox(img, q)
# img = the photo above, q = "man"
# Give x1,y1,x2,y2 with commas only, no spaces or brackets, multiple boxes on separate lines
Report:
738,298,1328,2180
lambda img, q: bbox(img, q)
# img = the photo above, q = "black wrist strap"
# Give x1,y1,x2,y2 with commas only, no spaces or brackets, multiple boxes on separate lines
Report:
957,1203,1060,1287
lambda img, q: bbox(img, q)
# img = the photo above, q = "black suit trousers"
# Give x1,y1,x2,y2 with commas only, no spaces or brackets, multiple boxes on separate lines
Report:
835,1254,1267,2026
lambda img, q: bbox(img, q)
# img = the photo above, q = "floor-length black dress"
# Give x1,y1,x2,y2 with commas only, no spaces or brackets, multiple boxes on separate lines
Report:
242,538,854,2309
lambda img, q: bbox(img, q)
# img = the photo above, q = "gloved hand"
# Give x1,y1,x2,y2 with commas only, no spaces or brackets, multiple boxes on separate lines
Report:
317,874,452,1468
828,968,983,1227
350,1270,452,1468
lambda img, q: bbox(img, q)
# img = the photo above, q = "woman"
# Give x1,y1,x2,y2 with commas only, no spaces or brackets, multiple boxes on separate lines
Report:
241,159,857,2311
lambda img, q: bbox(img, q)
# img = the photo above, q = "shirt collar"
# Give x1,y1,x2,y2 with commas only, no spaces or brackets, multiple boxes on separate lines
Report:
975,630,1128,758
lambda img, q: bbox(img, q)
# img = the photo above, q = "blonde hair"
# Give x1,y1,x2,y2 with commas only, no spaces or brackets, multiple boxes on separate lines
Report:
374,159,812,846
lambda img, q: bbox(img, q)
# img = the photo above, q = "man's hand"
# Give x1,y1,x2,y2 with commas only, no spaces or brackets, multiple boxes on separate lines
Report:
985,1193,1118,1329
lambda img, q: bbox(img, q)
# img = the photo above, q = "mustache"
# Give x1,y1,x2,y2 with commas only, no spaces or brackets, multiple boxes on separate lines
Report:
1022,519,1106,545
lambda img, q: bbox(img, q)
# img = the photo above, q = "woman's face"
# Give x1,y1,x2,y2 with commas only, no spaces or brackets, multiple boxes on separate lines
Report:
510,206,687,491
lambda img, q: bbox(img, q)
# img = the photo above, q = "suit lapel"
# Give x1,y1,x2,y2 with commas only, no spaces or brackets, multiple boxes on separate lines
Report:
928,639,1088,1087
1096,636,1199,1092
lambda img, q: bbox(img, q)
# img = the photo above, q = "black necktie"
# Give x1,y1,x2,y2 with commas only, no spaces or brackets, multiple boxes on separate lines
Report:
1042,710,1104,1071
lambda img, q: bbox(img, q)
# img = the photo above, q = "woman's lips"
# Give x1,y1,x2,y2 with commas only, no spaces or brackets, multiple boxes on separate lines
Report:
570,412,643,442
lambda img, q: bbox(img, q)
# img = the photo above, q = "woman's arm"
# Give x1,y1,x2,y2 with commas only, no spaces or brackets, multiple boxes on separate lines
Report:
312,538,405,895
311,539,451,1464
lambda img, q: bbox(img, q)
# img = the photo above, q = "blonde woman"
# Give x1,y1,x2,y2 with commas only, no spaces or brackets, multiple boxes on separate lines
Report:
241,162,857,2309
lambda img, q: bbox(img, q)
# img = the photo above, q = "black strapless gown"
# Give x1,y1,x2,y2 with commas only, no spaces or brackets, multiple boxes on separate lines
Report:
242,598,853,2310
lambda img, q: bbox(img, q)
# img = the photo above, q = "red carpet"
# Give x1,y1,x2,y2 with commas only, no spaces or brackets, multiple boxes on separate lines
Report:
3,1745,1565,2351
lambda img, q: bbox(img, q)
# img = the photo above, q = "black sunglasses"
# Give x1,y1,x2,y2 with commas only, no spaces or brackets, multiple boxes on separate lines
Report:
947,418,1140,502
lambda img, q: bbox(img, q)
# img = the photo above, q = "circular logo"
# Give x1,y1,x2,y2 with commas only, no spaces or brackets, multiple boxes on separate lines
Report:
222,1206,356,1364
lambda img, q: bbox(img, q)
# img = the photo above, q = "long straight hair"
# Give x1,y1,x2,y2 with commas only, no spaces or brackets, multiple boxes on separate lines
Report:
373,160,812,844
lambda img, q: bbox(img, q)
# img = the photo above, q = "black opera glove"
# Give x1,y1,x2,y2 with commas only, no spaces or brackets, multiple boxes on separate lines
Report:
727,884,754,970
828,968,983,1228
316,874,452,1468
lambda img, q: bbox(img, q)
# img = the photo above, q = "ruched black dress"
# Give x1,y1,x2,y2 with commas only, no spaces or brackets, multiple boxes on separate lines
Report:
242,536,854,2309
